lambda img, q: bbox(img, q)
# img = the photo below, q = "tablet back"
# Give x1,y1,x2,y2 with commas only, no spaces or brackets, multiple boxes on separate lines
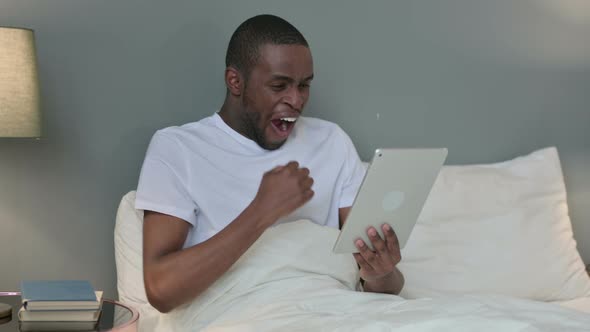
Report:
333,148,447,253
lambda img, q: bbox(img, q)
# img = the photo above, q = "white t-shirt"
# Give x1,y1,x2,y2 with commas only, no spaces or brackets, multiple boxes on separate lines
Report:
135,113,366,248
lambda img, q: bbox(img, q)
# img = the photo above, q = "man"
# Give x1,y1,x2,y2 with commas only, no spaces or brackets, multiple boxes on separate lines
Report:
136,14,404,314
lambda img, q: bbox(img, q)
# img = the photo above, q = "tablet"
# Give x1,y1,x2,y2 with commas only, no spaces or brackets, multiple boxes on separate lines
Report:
333,148,448,253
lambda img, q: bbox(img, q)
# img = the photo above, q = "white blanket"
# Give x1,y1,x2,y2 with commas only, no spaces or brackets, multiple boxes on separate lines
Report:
155,220,590,331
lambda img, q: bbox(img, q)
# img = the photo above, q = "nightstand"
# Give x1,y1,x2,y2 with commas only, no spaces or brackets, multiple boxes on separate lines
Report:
0,292,138,332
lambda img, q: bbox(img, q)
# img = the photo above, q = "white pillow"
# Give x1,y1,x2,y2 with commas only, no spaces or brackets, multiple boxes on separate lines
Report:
398,147,590,301
114,191,146,306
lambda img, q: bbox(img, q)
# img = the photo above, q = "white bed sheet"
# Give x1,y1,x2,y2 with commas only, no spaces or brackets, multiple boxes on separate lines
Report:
148,220,590,332
553,297,590,314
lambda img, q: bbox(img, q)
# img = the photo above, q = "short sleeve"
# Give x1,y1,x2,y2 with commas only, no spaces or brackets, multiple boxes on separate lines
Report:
135,131,198,226
337,128,367,208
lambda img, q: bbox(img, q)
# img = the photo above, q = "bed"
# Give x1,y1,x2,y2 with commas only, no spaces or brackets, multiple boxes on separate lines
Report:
114,147,590,331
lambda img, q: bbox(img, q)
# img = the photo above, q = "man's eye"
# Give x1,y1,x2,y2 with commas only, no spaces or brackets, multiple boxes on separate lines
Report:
271,84,286,91
299,83,310,89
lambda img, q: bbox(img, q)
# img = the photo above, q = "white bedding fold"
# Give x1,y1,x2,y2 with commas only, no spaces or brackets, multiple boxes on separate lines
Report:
154,220,590,332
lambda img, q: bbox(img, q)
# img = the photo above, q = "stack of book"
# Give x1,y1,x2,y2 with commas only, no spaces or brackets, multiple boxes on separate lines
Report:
18,280,103,330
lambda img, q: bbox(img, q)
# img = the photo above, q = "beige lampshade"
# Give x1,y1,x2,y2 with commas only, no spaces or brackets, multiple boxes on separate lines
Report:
0,27,41,138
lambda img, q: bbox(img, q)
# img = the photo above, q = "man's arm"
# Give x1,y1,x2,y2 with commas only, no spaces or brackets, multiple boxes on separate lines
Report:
143,204,274,313
143,162,314,313
338,207,405,295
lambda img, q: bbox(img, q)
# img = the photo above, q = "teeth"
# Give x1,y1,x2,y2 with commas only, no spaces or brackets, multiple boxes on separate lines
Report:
280,117,297,122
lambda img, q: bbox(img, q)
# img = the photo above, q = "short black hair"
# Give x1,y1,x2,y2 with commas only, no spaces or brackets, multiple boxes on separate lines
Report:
225,14,309,77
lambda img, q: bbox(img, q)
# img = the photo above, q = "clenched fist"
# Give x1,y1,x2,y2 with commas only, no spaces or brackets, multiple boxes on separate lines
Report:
251,161,314,227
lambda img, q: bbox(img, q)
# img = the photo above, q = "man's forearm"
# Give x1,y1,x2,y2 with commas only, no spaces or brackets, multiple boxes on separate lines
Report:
362,267,405,295
144,202,276,313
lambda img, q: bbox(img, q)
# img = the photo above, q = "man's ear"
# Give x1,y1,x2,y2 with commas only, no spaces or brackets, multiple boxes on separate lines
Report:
225,67,243,96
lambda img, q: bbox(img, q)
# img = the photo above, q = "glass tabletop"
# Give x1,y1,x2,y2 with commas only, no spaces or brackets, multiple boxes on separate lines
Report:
0,292,139,332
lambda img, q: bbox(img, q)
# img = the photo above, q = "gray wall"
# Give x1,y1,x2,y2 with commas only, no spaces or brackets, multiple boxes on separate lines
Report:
1,0,589,298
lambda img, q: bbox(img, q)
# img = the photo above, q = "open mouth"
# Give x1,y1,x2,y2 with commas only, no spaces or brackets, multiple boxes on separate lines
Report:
270,117,297,137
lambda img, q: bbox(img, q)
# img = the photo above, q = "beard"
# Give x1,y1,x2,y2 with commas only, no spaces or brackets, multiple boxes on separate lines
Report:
240,89,285,151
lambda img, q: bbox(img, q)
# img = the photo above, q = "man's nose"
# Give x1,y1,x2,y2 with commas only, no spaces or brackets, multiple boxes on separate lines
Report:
283,87,304,110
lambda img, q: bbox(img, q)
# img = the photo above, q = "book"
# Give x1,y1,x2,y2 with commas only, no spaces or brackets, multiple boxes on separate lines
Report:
21,280,101,311
18,291,103,322
19,320,99,331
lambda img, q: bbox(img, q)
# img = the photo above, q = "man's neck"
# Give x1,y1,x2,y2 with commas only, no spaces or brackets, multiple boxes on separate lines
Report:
218,100,240,131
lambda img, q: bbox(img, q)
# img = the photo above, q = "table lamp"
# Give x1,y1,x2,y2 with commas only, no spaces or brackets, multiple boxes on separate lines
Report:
0,26,41,138
0,26,42,322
